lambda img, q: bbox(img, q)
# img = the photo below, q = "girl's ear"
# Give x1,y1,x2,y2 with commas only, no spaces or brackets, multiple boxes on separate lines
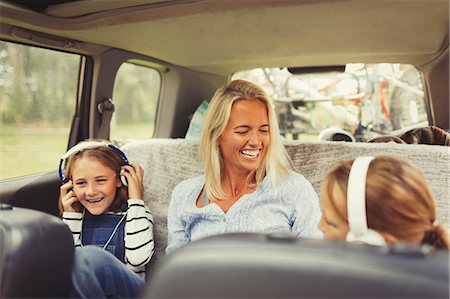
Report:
116,176,123,188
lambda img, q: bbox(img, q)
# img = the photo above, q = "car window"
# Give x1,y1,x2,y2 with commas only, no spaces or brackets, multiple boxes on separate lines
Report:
232,64,428,142
0,40,81,180
111,62,160,142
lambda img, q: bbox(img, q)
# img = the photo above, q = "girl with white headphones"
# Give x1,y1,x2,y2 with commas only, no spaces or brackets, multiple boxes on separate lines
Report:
318,155,449,249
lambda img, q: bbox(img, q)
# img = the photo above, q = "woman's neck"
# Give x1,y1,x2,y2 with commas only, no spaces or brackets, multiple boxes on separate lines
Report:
221,169,256,198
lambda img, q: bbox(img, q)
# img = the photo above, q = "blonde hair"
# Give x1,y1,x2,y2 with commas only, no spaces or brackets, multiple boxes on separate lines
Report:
58,141,128,214
323,156,449,249
200,79,292,200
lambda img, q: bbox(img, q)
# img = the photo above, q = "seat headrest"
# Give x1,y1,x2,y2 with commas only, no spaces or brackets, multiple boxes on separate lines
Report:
143,233,449,298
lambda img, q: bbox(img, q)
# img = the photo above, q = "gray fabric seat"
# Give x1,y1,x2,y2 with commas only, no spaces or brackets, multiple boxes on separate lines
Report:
120,139,450,277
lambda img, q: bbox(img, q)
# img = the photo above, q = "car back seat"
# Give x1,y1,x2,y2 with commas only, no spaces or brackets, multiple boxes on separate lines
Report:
0,204,74,298
120,139,450,279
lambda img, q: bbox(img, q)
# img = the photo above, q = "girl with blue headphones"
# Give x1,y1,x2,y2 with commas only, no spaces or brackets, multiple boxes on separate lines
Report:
318,156,449,249
59,140,154,279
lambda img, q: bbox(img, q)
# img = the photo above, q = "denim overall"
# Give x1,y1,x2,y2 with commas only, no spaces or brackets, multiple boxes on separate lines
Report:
81,206,127,263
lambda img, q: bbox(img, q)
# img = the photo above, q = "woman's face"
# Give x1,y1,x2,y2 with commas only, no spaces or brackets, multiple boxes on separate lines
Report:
318,180,350,240
71,156,121,215
218,98,270,176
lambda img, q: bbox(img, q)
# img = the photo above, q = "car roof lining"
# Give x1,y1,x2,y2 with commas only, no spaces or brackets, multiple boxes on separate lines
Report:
1,0,449,76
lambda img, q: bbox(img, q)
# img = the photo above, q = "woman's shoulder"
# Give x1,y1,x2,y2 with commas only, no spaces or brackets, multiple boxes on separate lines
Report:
261,170,310,191
175,175,204,189
275,171,316,198
283,171,311,186
169,175,204,208
172,175,204,198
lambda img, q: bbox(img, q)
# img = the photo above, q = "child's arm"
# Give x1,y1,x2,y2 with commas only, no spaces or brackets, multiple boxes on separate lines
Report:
62,211,83,246
59,180,82,213
60,180,83,246
122,163,155,273
124,200,154,273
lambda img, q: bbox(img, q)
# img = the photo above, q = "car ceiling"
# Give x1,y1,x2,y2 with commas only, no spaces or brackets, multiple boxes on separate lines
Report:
1,0,449,75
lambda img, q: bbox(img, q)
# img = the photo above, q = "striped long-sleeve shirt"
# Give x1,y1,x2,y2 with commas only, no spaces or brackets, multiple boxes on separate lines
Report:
62,198,154,278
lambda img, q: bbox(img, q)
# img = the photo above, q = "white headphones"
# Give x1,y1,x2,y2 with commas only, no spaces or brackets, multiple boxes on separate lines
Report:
59,140,129,186
345,156,386,246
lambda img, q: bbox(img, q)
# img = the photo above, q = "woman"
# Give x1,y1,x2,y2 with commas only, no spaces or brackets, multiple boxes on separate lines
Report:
318,155,449,249
69,80,322,298
166,79,322,254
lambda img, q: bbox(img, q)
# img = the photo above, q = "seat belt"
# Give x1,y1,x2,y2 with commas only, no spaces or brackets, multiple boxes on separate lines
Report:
97,98,115,139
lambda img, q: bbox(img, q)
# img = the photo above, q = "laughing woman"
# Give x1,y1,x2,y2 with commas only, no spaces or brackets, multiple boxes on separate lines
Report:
68,80,322,299
166,79,322,254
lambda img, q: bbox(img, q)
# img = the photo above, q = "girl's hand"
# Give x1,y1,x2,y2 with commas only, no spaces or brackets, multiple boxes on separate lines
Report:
121,163,144,199
59,180,81,212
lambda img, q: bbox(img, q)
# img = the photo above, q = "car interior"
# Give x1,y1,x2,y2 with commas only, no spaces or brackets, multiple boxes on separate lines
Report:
0,0,449,298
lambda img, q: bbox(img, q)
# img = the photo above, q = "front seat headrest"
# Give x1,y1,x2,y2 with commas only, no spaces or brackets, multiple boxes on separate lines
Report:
142,233,449,298
0,205,74,298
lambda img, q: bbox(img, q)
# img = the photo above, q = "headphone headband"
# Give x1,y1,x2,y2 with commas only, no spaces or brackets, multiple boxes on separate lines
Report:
59,141,129,185
347,156,374,237
346,156,386,246
60,141,109,160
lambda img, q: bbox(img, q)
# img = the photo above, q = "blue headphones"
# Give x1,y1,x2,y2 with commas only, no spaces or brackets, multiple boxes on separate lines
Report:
59,141,129,186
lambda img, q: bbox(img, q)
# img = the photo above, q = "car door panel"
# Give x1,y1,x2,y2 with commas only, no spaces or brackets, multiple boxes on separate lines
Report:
0,172,61,216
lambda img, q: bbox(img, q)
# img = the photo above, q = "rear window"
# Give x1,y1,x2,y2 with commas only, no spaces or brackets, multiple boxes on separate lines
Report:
111,61,160,142
232,64,428,142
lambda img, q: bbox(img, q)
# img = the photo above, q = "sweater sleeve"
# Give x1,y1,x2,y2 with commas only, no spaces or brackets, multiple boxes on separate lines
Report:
165,180,191,255
288,173,323,239
62,211,83,247
124,199,154,274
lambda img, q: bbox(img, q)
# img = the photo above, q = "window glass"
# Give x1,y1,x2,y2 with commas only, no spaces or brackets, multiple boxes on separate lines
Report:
111,62,160,142
0,41,80,180
232,64,428,142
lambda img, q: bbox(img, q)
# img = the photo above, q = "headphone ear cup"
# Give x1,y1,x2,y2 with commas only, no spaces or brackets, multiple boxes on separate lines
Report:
120,164,130,187
120,175,128,187
346,229,386,246
345,231,357,242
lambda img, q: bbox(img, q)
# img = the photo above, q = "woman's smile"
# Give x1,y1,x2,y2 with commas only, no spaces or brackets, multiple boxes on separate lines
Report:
240,149,261,159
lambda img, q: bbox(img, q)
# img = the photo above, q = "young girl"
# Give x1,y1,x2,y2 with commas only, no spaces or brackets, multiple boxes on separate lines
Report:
59,140,154,278
318,155,449,249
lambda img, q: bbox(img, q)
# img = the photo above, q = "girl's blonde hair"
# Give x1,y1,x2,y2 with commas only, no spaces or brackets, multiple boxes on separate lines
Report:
200,79,292,200
58,142,128,214
323,156,449,249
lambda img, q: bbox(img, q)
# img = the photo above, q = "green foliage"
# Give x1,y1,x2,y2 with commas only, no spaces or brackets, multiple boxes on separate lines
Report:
0,125,68,180
0,41,80,126
0,41,161,179
113,63,160,125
